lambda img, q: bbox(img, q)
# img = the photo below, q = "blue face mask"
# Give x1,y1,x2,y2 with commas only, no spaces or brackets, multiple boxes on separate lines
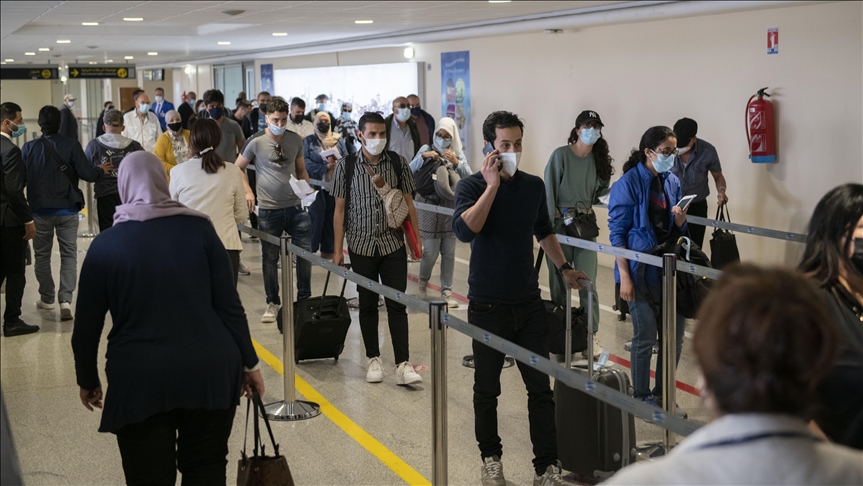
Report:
341,112,351,121
651,150,675,173
139,103,150,114
208,107,224,120
434,137,451,149
317,102,327,112
269,124,285,136
579,127,601,146
10,122,26,138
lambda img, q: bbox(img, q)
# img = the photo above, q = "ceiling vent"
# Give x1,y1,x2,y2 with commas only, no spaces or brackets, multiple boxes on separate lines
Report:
221,10,246,16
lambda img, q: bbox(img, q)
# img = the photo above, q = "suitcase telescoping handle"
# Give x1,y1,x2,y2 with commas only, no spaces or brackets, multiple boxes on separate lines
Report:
317,264,351,316
563,278,593,372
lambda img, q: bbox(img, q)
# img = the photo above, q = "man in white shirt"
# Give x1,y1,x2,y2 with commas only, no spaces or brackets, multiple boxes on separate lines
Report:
286,97,314,139
122,91,162,152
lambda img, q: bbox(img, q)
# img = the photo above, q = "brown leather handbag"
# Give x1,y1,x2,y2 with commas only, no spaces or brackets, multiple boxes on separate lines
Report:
237,390,295,486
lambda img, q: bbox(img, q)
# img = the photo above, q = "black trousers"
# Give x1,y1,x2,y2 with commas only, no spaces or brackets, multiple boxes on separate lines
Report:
97,194,123,232
469,298,557,475
0,226,26,324
687,200,709,248
247,168,258,229
348,246,410,364
227,249,240,288
115,407,236,486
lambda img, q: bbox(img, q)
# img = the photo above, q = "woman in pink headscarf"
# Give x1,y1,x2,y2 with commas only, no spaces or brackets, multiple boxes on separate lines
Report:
71,151,263,485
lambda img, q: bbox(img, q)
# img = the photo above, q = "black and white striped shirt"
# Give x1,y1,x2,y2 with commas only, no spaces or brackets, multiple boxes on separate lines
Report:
331,150,416,257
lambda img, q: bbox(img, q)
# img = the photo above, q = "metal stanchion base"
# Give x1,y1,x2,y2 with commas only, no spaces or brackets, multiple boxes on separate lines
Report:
263,400,321,421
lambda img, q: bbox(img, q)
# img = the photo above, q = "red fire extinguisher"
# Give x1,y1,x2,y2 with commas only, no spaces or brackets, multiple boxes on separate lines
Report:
746,87,776,163
181,91,187,104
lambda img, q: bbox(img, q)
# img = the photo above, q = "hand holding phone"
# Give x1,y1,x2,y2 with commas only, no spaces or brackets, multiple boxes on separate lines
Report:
675,194,697,212
481,149,502,188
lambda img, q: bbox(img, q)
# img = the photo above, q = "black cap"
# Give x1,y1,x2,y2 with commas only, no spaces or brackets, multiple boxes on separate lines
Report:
673,118,698,148
315,94,329,101
575,110,603,127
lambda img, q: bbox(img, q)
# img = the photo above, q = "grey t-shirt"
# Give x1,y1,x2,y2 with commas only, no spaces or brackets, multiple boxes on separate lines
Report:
241,131,304,209
217,118,244,163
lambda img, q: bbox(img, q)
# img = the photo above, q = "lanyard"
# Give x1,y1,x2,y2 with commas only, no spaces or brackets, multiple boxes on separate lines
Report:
694,431,819,451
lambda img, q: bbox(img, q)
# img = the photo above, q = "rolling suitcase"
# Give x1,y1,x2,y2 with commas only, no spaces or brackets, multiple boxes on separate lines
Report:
554,283,637,482
286,268,352,363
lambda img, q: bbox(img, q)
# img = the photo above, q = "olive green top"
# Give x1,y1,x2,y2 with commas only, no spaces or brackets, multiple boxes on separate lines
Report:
544,145,610,220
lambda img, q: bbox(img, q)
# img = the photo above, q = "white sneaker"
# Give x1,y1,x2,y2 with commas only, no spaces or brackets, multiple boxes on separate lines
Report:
237,259,251,276
417,281,428,300
396,361,422,386
441,290,459,309
481,455,506,486
35,299,55,310
366,357,384,383
59,302,73,321
582,334,603,360
533,461,570,486
261,303,280,323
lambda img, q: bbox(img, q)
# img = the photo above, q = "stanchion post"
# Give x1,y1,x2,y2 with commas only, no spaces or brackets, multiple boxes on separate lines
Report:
661,253,677,451
564,285,572,370
78,182,97,238
263,235,321,421
429,301,448,486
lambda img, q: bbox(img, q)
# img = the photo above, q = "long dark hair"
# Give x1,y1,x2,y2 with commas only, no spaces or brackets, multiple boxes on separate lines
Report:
799,183,863,287
568,127,614,180
189,119,224,175
622,126,676,173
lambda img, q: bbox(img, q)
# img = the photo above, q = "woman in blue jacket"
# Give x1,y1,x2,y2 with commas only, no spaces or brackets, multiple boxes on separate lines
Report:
608,126,688,412
304,112,348,259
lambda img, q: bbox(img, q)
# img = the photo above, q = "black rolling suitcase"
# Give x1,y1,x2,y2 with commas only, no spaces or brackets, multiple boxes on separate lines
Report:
554,283,637,482
286,268,351,363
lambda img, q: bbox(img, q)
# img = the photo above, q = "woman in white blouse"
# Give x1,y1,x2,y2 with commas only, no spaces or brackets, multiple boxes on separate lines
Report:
169,119,247,286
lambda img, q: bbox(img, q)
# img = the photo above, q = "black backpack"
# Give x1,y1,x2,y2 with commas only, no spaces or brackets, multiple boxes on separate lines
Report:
674,236,713,319
413,155,445,198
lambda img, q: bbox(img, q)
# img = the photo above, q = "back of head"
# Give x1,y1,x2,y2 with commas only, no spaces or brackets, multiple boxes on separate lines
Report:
694,264,839,419
799,183,863,287
38,105,62,135
103,109,124,130
622,126,675,173
189,119,224,175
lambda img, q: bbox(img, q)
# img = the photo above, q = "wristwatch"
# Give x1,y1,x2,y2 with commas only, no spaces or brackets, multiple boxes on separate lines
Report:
558,262,574,273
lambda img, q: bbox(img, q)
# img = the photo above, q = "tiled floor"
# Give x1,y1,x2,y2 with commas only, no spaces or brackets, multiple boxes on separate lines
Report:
0,217,708,485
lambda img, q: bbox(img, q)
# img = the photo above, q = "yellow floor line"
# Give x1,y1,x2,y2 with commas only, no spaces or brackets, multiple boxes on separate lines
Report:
251,339,431,486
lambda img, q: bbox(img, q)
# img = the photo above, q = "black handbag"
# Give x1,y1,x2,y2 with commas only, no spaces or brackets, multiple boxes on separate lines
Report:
535,249,588,354
237,390,294,486
562,202,600,240
709,205,740,270
674,237,713,319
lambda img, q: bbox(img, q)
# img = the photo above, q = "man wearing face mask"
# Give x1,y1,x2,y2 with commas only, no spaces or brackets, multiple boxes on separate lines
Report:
671,117,727,248
178,91,196,129
242,91,271,139
334,102,359,155
331,112,423,386
235,96,313,324
384,96,421,163
151,87,175,132
95,101,114,138
59,94,79,142
305,94,334,123
407,94,435,147
204,90,245,164
452,111,590,486
285,97,314,139
122,90,162,152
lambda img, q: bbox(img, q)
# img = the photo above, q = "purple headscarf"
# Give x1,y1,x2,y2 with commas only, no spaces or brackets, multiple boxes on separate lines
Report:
113,151,209,224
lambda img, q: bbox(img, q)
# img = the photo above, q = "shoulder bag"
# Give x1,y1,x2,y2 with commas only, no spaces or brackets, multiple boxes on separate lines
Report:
709,204,740,270
562,201,599,240
535,249,588,354
237,389,295,486
360,156,409,229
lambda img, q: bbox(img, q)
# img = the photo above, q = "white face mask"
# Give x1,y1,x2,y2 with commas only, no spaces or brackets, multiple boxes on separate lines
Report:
395,108,410,122
155,96,164,104
66,101,75,108
363,137,387,156
677,144,692,156
499,152,521,177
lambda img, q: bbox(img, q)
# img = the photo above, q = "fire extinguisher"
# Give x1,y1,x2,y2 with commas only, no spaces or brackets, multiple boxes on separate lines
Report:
181,91,188,104
746,87,776,163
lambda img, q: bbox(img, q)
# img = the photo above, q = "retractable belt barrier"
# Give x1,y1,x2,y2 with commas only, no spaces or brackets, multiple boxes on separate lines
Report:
236,223,700,439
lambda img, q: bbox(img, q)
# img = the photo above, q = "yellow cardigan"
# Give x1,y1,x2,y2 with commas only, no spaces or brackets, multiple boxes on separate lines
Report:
154,130,190,182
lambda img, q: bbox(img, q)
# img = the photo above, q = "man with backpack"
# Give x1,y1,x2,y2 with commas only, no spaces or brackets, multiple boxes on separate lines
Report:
331,112,424,386
22,106,111,320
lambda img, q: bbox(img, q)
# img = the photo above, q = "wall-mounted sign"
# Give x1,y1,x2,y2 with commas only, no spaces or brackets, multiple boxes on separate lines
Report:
68,65,136,79
767,27,779,55
0,67,59,80
142,68,164,81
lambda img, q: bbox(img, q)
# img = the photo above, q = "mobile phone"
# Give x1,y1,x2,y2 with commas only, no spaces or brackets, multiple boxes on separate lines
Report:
676,194,697,212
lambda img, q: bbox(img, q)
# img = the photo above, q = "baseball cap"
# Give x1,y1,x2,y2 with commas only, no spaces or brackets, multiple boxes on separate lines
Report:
673,118,698,148
63,93,76,102
575,110,603,127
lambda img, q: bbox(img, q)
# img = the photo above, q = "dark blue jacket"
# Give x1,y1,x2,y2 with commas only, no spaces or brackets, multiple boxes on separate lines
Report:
21,134,102,212
303,133,348,192
608,162,687,286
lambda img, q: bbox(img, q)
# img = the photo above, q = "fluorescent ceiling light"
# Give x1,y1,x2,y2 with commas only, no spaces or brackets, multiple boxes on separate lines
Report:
124,55,134,59
39,47,50,51
147,52,158,56
272,32,287,36
89,61,98,64
0,62,5,65
4,59,13,62
354,20,373,24
25,52,36,56
124,18,144,22
57,40,71,44
106,59,113,63
218,41,231,45
82,22,99,26
489,0,512,3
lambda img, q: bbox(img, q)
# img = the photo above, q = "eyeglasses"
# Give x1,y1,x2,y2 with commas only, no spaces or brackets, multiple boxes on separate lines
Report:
580,121,602,129
394,103,408,109
652,148,679,157
437,135,452,141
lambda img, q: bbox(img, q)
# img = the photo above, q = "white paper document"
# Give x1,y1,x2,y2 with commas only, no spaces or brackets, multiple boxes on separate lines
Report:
290,175,318,208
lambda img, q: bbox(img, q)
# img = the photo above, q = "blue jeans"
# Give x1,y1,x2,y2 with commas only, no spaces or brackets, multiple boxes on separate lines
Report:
419,236,455,291
627,267,686,398
308,191,335,254
258,206,312,305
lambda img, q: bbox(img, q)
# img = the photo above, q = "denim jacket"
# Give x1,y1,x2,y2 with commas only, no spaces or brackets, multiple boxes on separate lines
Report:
303,134,348,192
608,162,687,286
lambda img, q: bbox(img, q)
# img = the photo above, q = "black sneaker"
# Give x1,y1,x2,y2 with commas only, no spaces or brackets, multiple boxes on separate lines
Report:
3,320,40,337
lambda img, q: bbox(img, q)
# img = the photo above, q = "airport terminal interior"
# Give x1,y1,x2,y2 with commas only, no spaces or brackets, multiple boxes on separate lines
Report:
1,1,862,486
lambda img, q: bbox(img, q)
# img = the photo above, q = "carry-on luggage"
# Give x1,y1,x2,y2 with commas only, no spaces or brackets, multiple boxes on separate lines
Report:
283,267,352,364
536,249,588,355
554,282,637,482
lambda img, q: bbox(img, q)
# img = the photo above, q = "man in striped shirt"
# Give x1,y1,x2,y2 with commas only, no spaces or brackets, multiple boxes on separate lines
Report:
331,112,423,386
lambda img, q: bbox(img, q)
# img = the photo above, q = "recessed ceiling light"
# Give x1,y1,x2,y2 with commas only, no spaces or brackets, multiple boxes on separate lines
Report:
218,41,231,45
82,22,99,26
124,18,144,22
89,61,98,64
25,52,36,56
4,59,13,62
272,32,288,36
147,52,158,56
57,40,71,44
124,56,134,59
39,47,50,51
354,20,373,24
106,59,113,63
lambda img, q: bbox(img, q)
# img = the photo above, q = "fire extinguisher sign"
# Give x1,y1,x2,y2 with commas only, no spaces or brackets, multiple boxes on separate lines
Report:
767,27,779,55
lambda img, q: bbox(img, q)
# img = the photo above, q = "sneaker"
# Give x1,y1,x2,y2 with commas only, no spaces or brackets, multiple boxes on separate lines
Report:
480,455,506,486
366,357,384,383
582,335,602,359
623,341,659,354
396,361,422,386
417,280,428,300
261,303,280,323
3,320,40,337
533,461,570,486
641,395,660,408
237,260,251,276
654,396,689,419
35,299,55,310
59,302,73,321
441,289,459,308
